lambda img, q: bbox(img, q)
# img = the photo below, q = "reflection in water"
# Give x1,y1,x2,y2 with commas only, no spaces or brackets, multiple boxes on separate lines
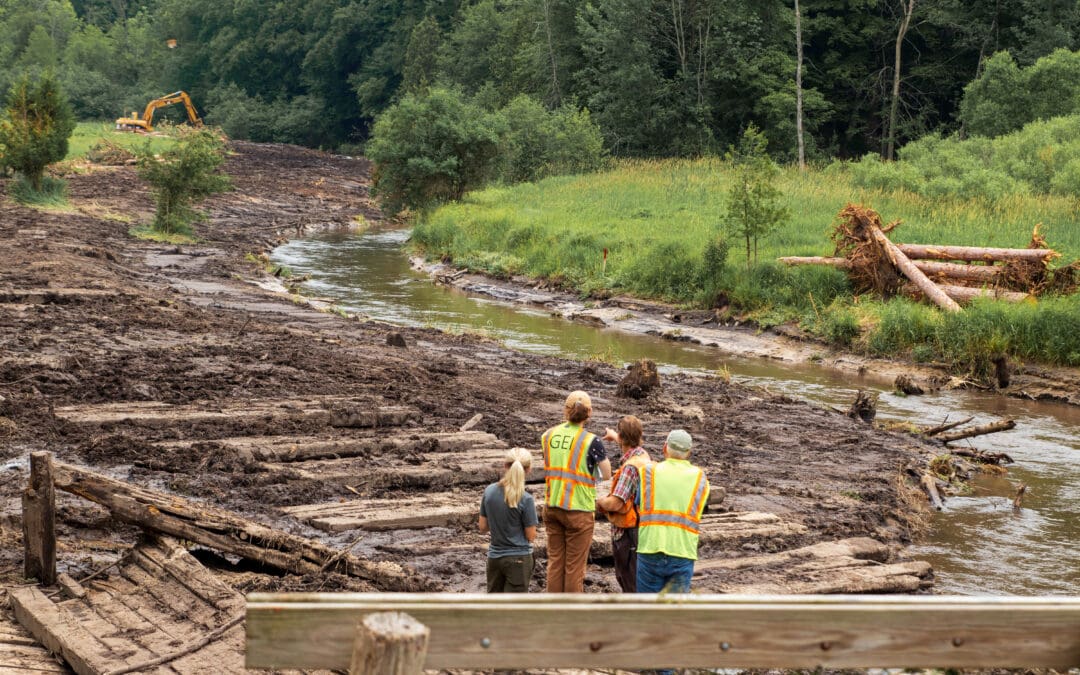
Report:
272,227,1080,596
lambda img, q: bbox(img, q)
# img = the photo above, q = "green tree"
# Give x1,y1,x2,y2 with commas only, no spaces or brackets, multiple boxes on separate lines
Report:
366,87,505,214
137,127,230,234
724,124,788,269
402,15,442,94
501,94,606,182
0,73,76,192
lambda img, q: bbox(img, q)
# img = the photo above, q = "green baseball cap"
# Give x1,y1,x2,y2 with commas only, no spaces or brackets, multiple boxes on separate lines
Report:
666,429,692,453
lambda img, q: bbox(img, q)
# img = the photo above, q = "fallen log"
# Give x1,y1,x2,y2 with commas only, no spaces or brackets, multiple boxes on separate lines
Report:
50,460,438,591
781,256,1002,285
863,219,962,312
921,472,944,511
927,284,1029,304
896,243,1056,263
921,416,974,437
779,256,852,269
911,260,1001,284
937,419,1016,444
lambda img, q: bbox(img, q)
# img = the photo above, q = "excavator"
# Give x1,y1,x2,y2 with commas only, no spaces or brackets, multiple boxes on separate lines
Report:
115,91,202,133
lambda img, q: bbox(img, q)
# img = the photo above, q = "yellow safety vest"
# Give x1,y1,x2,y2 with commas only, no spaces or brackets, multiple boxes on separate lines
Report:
542,422,598,512
637,458,709,560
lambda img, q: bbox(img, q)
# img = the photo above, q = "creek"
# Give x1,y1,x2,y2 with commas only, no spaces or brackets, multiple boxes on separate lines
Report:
272,227,1079,596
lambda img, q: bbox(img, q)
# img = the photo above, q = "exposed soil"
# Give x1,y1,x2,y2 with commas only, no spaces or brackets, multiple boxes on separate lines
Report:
0,142,943,609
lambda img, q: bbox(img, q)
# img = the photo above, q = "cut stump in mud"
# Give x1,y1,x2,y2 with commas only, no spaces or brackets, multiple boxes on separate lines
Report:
894,374,924,396
848,390,877,423
616,358,661,399
10,535,246,675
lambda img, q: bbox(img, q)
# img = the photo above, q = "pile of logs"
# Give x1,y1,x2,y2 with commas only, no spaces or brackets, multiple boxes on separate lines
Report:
780,205,1064,311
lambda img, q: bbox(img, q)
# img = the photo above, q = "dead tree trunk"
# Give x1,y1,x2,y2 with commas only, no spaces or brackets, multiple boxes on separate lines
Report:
864,218,962,312
886,0,916,161
896,243,1055,263
921,416,974,436
795,0,806,171
50,461,438,591
937,419,1016,444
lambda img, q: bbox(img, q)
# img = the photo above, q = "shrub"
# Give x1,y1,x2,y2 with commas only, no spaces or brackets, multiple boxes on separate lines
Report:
724,124,789,268
367,87,506,214
822,308,860,347
0,73,76,194
137,127,230,235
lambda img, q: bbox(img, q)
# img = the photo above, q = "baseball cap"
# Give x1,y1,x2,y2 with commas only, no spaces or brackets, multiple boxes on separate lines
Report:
666,429,692,453
564,390,592,410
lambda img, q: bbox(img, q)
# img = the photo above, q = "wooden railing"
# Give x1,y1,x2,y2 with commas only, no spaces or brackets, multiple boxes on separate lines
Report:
246,593,1080,672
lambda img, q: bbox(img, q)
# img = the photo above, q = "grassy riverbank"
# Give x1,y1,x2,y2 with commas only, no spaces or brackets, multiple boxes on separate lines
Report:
65,122,177,161
415,159,1080,373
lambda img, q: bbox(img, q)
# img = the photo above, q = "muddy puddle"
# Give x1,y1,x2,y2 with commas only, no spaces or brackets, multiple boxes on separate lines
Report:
272,227,1080,596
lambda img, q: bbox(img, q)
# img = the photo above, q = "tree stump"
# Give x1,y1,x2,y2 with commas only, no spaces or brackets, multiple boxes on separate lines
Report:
616,359,660,399
386,332,408,348
847,390,877,423
894,374,924,396
23,451,56,585
350,611,430,675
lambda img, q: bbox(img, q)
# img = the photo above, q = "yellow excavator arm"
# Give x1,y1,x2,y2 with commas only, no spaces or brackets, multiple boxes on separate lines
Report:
115,91,203,133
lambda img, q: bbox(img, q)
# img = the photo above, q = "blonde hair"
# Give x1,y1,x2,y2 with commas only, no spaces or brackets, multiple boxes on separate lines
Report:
499,447,533,508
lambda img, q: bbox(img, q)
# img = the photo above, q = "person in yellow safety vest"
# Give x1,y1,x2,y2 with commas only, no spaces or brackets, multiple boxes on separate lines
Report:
541,390,612,592
635,429,709,594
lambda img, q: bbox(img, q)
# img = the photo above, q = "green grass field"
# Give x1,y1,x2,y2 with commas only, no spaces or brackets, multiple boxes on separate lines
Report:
416,159,1080,371
65,122,177,161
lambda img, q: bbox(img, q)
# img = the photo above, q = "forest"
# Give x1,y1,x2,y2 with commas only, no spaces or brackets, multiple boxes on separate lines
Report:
5,0,1080,159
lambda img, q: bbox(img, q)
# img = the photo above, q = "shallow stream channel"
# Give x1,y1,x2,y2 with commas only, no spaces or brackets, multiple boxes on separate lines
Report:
272,227,1079,596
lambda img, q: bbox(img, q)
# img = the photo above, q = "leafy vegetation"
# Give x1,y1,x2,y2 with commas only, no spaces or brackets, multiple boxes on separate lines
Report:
724,125,789,269
66,122,175,161
5,0,1080,158
0,72,76,196
415,156,1080,370
136,127,230,235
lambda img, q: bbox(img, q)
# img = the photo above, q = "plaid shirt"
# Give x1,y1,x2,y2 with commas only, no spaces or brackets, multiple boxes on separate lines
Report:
610,447,647,539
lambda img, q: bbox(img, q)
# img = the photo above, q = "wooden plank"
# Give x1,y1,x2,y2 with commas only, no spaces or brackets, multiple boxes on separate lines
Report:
282,496,476,533
245,593,1080,670
23,452,56,585
10,587,116,675
272,446,520,487
895,243,1055,263
156,431,506,463
694,537,889,573
0,642,70,673
52,399,420,430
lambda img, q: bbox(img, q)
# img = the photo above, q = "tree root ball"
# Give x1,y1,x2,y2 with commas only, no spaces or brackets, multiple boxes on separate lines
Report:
616,359,661,399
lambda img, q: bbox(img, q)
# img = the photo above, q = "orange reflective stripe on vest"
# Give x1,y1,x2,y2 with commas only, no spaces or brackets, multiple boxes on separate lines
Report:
639,463,707,533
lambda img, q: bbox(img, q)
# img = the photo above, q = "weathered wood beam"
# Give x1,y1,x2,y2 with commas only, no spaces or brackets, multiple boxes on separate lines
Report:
49,461,438,591
245,593,1080,670
896,243,1055,263
22,452,56,585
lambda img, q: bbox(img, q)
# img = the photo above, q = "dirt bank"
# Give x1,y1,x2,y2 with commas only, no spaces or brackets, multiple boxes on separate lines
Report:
1,143,942,631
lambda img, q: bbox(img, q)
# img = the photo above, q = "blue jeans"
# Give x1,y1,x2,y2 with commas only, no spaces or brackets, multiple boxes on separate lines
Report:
636,552,695,594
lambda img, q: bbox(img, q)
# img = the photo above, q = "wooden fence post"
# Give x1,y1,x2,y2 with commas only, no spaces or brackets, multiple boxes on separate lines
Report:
350,612,429,675
23,451,56,585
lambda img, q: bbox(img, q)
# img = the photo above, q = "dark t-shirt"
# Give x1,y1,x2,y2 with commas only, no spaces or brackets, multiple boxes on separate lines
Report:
480,483,539,559
585,437,608,475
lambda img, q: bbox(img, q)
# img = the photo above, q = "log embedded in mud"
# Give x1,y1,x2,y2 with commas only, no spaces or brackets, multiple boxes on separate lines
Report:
937,419,1016,444
921,472,944,511
865,221,963,312
895,243,1056,263
847,390,878,423
921,416,975,437
49,459,438,591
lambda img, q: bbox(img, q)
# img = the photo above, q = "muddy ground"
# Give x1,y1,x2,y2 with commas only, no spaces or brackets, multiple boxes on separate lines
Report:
0,143,944,636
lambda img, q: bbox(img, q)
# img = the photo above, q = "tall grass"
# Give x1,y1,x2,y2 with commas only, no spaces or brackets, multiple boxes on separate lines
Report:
417,158,1080,370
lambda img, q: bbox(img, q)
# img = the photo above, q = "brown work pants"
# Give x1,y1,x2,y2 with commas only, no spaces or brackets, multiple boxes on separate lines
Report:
544,507,595,593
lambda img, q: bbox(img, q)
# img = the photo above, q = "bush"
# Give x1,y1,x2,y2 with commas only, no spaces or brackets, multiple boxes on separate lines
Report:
0,73,76,194
961,49,1080,138
367,87,506,214
822,307,860,347
137,127,231,234
8,174,66,206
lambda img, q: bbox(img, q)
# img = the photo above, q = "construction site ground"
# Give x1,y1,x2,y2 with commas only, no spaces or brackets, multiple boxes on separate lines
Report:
1,142,940,673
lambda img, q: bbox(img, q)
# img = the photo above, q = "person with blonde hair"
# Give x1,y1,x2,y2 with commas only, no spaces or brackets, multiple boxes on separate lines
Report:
542,390,612,592
479,447,538,593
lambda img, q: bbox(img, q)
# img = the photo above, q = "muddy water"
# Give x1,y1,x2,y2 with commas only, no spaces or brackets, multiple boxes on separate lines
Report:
272,228,1080,596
